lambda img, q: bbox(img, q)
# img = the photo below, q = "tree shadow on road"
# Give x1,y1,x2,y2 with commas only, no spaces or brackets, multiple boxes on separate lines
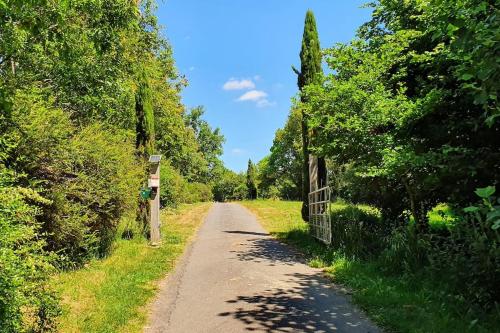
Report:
218,272,373,332
229,236,306,266
225,230,270,236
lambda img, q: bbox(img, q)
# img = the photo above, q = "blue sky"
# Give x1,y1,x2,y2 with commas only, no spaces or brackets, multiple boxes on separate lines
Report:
157,1,372,172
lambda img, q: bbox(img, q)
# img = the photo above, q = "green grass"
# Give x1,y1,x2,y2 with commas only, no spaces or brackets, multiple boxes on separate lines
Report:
427,203,457,229
240,200,499,333
54,202,212,333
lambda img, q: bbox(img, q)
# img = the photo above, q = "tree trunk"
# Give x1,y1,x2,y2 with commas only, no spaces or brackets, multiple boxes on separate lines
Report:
317,156,327,189
402,178,428,233
301,109,310,221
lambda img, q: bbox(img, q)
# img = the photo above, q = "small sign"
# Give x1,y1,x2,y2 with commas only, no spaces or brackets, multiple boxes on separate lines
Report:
148,178,160,188
149,155,162,164
140,187,152,200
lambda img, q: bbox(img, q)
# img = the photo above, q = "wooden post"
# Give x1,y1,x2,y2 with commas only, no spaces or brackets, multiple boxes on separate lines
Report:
309,155,319,192
148,155,162,245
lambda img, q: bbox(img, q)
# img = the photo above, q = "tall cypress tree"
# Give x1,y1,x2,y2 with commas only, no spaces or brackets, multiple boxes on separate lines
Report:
135,68,155,232
135,68,155,157
293,10,325,221
246,159,258,200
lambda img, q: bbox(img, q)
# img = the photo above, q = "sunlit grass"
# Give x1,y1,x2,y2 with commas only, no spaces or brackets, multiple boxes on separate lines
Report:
54,202,212,333
240,200,498,333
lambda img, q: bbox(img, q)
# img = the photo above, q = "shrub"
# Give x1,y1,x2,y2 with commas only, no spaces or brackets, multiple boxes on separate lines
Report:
160,162,213,207
428,186,500,309
379,186,500,311
0,173,60,332
160,161,187,208
11,93,144,267
184,182,213,203
330,204,382,258
212,169,246,202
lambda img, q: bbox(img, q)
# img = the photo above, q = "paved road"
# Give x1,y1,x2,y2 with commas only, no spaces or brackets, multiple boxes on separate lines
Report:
145,203,380,333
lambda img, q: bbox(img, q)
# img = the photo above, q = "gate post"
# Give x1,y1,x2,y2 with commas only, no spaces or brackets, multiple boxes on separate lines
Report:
148,155,162,245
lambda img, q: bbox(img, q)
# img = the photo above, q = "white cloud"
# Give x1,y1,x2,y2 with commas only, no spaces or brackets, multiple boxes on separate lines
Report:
256,99,276,108
237,90,275,108
223,78,255,91
231,148,245,155
237,90,267,102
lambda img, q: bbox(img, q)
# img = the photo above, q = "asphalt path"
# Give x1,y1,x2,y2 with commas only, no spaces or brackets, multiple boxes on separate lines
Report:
145,203,380,333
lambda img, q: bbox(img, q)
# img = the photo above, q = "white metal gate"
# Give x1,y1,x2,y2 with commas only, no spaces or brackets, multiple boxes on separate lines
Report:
308,186,332,244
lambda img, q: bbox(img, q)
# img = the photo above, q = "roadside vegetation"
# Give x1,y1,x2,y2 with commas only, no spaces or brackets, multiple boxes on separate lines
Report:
243,1,499,331
0,1,222,331
54,203,212,333
241,200,499,332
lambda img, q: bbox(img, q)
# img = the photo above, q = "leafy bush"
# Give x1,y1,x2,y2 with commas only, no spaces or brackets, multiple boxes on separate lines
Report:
160,161,187,208
212,169,246,202
380,186,500,310
330,204,382,258
0,173,60,332
379,225,431,274
183,182,213,203
428,186,500,309
160,162,213,207
10,93,143,267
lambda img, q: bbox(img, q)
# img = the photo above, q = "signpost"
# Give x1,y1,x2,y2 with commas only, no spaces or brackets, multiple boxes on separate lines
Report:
148,155,162,245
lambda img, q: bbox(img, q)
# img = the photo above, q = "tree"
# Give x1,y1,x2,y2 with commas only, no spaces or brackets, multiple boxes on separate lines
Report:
257,107,303,200
212,168,246,202
306,0,500,232
135,69,155,157
293,10,326,221
184,106,225,182
246,159,258,200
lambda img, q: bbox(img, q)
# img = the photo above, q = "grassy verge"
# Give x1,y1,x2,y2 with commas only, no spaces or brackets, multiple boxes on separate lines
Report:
54,202,212,333
240,200,498,333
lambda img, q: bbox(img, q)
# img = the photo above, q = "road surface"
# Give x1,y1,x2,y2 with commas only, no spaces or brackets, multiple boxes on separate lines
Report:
145,203,380,333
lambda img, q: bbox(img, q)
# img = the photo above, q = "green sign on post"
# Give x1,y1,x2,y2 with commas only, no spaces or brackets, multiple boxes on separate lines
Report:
140,187,152,200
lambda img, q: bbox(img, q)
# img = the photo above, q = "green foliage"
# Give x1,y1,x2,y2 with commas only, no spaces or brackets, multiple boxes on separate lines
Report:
212,168,247,202
428,187,500,308
306,0,500,231
1,1,225,329
184,106,225,183
246,159,258,199
160,161,188,208
257,108,303,200
330,204,382,258
7,93,143,267
295,10,322,89
0,171,60,332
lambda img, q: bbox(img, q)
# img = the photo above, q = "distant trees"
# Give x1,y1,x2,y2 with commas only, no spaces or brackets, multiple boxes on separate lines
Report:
184,106,225,183
257,108,303,200
246,159,258,200
212,168,247,202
